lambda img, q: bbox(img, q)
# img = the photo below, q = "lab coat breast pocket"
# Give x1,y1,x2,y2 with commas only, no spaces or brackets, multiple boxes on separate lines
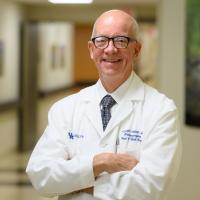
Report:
117,130,143,160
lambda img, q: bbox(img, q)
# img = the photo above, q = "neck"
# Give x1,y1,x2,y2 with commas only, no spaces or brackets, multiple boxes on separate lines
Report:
100,72,132,93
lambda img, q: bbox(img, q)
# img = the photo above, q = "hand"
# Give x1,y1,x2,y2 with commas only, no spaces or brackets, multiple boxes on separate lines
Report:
81,187,93,194
71,187,93,195
93,153,138,177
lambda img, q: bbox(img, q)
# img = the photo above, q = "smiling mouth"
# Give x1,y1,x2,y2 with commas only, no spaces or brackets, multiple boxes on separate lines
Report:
103,59,121,63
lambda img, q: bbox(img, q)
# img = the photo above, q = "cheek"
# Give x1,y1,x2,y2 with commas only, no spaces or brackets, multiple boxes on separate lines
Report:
88,45,99,61
123,52,133,63
128,50,136,61
92,51,102,63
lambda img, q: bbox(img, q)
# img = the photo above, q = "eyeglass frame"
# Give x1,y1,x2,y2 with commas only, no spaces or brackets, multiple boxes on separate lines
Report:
91,35,137,49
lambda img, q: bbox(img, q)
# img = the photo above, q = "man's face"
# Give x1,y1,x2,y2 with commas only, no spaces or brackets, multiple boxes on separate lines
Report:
88,14,141,82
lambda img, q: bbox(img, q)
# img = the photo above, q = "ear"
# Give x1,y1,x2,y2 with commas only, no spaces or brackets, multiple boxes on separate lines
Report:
133,41,142,57
88,41,94,59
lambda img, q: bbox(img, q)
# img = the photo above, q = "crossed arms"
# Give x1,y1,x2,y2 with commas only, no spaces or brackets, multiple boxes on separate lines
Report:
80,152,138,194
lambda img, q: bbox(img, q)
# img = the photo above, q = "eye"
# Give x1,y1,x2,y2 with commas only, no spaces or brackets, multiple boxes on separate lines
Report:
114,37,128,43
95,37,108,43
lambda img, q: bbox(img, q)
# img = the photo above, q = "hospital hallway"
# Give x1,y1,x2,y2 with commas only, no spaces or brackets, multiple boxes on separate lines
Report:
0,89,77,200
0,151,43,200
1,0,200,200
0,151,58,200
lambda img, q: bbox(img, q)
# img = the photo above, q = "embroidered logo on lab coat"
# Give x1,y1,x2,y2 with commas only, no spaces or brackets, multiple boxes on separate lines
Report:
121,130,143,142
67,132,84,140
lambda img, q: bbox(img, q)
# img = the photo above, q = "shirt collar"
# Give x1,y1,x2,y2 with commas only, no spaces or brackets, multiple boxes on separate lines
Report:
96,71,134,104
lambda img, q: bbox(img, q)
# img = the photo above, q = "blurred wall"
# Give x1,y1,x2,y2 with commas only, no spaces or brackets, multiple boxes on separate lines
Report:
37,22,74,92
21,4,157,141
23,4,155,23
0,1,24,156
158,0,200,199
0,2,21,104
0,2,156,156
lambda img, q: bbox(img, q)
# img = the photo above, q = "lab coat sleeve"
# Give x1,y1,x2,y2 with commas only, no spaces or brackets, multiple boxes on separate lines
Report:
26,101,95,197
93,102,182,200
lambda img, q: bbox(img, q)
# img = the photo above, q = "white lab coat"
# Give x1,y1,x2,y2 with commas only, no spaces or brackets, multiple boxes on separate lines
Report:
26,73,182,200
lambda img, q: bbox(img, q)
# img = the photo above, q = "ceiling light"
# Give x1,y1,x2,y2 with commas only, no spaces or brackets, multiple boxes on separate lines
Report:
48,0,93,4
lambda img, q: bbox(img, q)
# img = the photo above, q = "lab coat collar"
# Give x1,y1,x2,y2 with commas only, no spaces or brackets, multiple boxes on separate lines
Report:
105,73,145,134
81,72,144,102
79,85,104,136
96,71,134,105
125,72,145,101
80,73,145,136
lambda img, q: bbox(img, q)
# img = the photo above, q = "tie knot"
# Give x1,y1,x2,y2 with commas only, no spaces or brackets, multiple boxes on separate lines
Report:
101,95,116,109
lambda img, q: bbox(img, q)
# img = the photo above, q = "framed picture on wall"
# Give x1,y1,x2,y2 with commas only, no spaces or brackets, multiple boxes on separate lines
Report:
186,0,200,126
37,22,74,93
50,44,67,69
0,41,3,76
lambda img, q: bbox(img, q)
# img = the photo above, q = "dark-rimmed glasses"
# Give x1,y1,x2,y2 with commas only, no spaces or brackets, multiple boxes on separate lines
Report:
91,36,136,49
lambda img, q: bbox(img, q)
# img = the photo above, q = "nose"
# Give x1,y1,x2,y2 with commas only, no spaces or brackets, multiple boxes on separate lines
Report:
104,39,118,53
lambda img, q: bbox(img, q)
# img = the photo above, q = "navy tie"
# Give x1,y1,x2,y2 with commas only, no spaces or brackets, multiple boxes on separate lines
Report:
100,95,116,131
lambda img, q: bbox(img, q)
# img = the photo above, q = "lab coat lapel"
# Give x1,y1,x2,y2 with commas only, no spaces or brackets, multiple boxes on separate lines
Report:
83,87,103,136
85,101,103,136
81,73,145,136
105,100,134,134
105,73,145,134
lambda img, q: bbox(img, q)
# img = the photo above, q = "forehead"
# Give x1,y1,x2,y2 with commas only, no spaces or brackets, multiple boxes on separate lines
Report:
95,14,133,36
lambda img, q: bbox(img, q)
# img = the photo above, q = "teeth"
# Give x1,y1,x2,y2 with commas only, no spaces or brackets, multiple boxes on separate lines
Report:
104,59,119,62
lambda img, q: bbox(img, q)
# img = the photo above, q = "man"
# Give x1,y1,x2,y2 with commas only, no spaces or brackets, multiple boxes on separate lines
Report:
26,10,182,200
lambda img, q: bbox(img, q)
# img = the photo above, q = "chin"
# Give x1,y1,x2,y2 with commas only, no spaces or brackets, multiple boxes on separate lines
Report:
101,68,119,74
101,70,122,79
101,65,121,73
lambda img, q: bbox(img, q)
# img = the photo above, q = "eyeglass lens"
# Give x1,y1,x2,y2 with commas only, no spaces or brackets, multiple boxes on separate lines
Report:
93,36,130,49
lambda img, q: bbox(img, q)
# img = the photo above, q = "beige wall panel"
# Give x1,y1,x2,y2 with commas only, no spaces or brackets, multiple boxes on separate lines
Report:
0,1,22,104
158,0,200,200
0,1,23,155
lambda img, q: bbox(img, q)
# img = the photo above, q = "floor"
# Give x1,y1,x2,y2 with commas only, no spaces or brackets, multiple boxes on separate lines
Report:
0,88,84,200
0,151,57,200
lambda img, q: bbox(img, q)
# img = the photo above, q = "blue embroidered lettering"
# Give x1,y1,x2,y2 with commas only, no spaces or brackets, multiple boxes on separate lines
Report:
121,129,144,142
68,132,74,139
67,132,84,140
